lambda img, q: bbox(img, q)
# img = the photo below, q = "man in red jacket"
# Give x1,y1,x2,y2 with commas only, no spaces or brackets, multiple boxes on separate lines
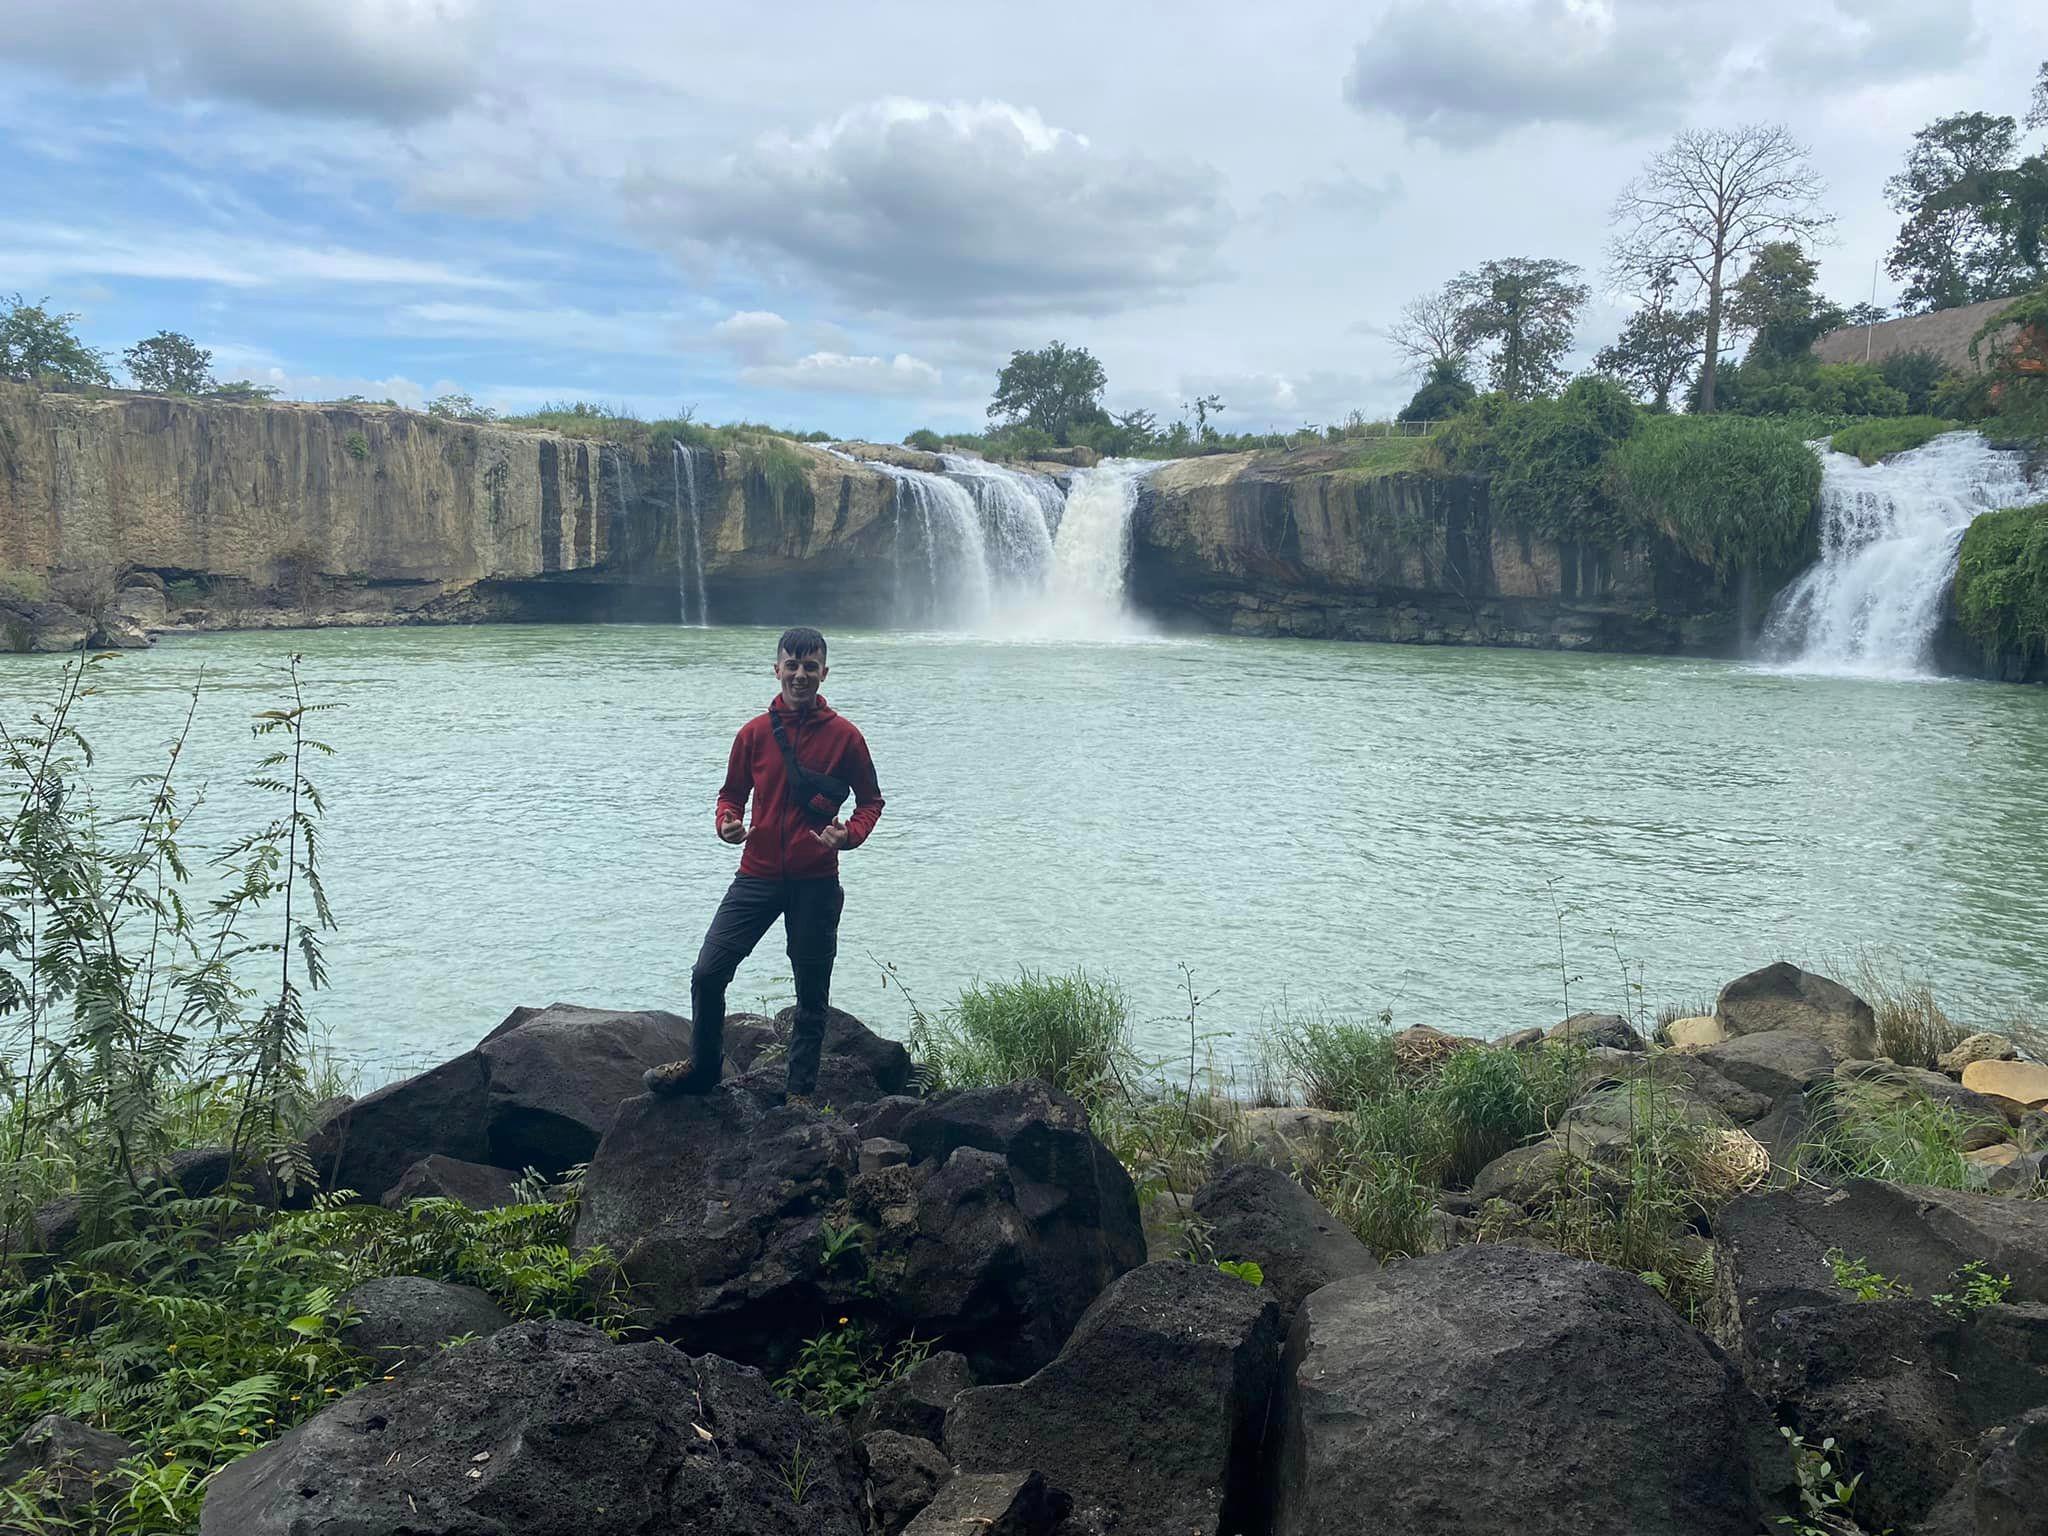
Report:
644,626,885,1105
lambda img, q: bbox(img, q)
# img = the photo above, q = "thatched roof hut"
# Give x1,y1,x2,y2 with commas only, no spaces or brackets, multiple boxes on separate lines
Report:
1811,296,2021,373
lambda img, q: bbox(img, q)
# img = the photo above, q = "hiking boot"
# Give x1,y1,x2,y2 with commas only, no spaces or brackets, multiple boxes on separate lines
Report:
643,1059,718,1096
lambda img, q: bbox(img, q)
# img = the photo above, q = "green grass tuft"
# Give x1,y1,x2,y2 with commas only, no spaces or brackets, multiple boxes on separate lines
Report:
1610,414,1821,579
1954,501,2048,666
1828,416,1956,465
910,968,1134,1107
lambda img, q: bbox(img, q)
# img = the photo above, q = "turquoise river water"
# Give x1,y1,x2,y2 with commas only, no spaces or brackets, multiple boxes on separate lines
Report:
2,624,2044,1079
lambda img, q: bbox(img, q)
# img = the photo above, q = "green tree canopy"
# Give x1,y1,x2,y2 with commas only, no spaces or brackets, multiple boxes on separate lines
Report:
1398,358,1475,422
0,294,112,387
1885,111,2026,312
123,330,215,394
987,341,1107,443
1727,242,1845,367
1593,268,1707,411
1448,257,1590,401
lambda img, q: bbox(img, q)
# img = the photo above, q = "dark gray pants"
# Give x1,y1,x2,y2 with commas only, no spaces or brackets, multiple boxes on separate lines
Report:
690,875,843,1095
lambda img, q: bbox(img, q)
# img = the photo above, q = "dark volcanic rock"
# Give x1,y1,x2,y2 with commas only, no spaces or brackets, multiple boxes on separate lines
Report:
380,1153,524,1210
1919,1406,2048,1536
947,1260,1281,1536
475,1002,692,1173
1269,1245,1787,1536
338,1276,511,1374
1190,1162,1376,1319
1548,1011,1645,1051
854,1350,976,1446
1716,963,1878,1061
0,1414,135,1525
199,1320,861,1536
719,1005,913,1109
1711,1180,2048,1530
859,1431,950,1536
903,1471,1069,1535
305,1049,492,1201
573,1085,859,1363
1696,1029,1837,1102
884,1083,1147,1378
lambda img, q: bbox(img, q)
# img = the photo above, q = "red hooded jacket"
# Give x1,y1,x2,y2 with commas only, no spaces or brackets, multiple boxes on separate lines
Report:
716,696,884,880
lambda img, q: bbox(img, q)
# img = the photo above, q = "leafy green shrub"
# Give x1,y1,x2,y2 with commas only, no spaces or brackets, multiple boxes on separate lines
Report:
774,1325,930,1419
911,969,1133,1107
1828,416,1954,464
1809,363,1909,418
1430,1042,1581,1186
1610,415,1820,578
342,430,369,460
901,428,943,451
1954,501,2048,663
1398,359,1476,423
1878,349,1954,416
1932,370,1997,423
1438,377,1640,543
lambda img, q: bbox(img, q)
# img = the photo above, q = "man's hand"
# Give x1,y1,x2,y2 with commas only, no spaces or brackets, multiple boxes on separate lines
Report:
813,819,849,850
717,815,747,845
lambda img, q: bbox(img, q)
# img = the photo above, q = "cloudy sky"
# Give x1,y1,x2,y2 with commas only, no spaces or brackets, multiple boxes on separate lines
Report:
3,0,2043,438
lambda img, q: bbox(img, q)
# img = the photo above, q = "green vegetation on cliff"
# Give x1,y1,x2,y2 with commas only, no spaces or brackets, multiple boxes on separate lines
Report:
1954,501,2048,663
1612,416,1822,578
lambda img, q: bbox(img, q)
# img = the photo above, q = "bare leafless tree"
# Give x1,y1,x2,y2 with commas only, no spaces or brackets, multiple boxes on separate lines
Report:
1609,124,1834,412
1387,286,1470,377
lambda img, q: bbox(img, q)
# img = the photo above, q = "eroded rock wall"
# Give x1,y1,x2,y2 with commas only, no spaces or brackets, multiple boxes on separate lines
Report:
1129,446,1749,653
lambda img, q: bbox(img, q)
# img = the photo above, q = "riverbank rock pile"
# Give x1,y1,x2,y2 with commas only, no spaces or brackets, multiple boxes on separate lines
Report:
15,959,2018,1534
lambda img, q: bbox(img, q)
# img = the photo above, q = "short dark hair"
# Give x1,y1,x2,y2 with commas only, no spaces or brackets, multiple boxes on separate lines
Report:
777,626,827,660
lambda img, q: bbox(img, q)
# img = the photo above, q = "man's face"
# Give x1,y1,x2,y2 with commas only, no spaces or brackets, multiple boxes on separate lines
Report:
774,648,827,708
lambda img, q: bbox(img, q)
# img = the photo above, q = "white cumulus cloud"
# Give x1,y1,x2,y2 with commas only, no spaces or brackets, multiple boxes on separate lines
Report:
625,97,1232,317
740,351,943,396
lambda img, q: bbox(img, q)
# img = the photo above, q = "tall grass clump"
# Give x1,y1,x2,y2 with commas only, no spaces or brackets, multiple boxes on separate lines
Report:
909,968,1133,1106
1839,951,1965,1068
1609,414,1821,579
1266,1007,1399,1110
1793,1082,1984,1189
1827,415,1955,465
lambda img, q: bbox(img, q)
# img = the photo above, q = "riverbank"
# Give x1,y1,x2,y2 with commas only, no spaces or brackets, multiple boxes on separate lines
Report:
4,959,2045,1534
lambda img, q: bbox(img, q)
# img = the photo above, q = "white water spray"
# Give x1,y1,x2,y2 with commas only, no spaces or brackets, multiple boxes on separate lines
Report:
1048,460,1157,620
672,442,710,627
871,464,997,627
1761,433,2046,679
939,454,1059,600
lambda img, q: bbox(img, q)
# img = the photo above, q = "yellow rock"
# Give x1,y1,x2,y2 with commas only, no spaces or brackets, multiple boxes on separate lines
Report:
1962,1060,2048,1107
1964,1143,2020,1169
1664,1016,1727,1049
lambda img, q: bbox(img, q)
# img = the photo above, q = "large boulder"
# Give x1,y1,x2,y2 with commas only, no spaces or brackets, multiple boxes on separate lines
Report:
1549,1012,1645,1051
854,1350,976,1446
0,1414,135,1526
1919,1406,2048,1536
476,1002,695,1171
884,1082,1146,1378
1710,1180,2048,1530
199,1320,861,1535
859,1431,950,1536
305,1050,493,1201
338,1276,511,1374
1937,1032,2019,1076
1190,1163,1376,1320
1832,1060,2015,1129
573,1084,859,1363
1269,1245,1787,1536
1716,963,1878,1061
1962,1059,2048,1110
947,1261,1281,1535
1696,1029,1838,1102
380,1154,524,1210
723,1005,914,1108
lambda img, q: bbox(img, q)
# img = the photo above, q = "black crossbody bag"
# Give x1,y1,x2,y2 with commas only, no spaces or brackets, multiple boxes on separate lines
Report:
770,708,852,825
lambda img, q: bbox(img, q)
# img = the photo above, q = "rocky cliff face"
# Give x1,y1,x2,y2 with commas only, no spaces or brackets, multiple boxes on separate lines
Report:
1129,445,1763,653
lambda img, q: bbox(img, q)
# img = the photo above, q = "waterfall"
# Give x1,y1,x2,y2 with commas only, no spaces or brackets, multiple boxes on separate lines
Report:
1047,459,1158,619
873,464,997,627
1761,432,2046,678
939,454,1060,600
672,442,710,627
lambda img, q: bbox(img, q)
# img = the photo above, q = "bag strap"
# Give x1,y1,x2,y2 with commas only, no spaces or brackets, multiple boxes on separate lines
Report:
769,705,810,805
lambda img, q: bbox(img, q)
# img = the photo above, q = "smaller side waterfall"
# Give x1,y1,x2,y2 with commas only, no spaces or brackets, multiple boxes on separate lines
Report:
672,442,710,627
1761,433,2046,678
